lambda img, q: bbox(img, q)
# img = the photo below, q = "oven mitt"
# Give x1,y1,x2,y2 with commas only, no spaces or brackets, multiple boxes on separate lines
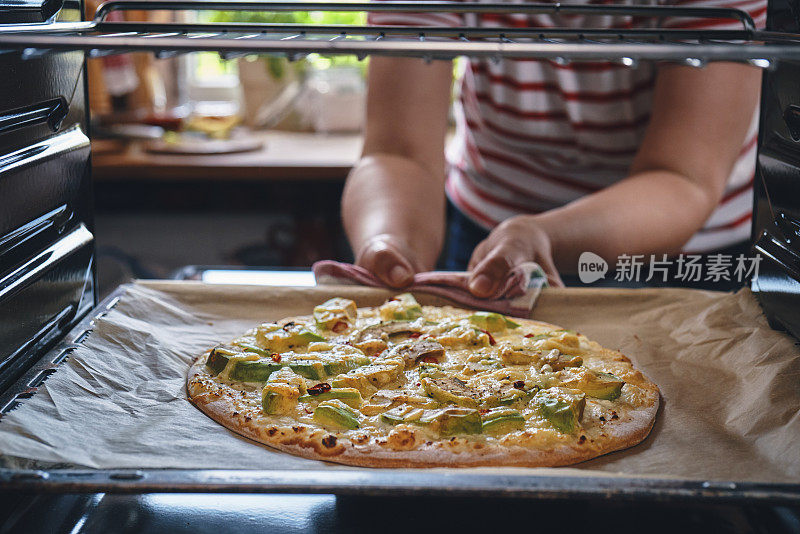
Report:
312,260,548,318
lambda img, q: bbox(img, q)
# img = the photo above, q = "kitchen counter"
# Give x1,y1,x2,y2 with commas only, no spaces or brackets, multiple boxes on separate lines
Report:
91,131,362,182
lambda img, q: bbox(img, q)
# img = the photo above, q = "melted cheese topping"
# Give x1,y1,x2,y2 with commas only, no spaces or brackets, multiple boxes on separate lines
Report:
192,300,654,452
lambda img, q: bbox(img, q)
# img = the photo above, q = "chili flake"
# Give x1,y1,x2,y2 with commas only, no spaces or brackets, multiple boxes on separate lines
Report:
307,383,332,396
481,329,496,345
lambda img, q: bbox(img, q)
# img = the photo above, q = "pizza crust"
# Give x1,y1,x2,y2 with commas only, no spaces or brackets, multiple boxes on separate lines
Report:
187,313,660,468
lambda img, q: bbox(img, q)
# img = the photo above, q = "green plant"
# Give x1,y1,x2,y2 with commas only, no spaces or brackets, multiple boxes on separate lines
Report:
199,8,368,80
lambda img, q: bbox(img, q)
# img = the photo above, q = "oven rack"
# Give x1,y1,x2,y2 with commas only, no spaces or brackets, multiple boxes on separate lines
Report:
1,1,800,65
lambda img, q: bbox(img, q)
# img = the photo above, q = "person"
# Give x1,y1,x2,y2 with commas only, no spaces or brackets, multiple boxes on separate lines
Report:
342,0,766,295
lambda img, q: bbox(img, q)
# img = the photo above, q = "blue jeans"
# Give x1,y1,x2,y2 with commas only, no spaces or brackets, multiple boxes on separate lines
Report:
441,202,751,289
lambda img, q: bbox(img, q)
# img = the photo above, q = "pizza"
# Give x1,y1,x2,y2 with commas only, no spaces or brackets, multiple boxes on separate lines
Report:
187,293,660,467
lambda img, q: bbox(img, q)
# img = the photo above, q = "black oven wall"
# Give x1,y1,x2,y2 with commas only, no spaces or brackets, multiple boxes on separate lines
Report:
0,0,96,393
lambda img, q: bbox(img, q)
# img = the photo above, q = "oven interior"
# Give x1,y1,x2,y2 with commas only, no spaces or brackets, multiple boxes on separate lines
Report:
0,0,798,526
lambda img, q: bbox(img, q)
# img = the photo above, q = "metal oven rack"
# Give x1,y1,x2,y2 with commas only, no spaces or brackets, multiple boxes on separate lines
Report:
0,0,799,502
0,0,799,64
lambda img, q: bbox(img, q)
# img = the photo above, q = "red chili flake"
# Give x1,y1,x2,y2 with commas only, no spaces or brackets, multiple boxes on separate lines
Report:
481,329,496,345
578,435,587,444
271,353,281,363
479,409,490,415
332,321,349,333
419,355,439,364
304,407,313,414
307,383,332,396
409,332,422,339
524,333,536,338
513,380,525,390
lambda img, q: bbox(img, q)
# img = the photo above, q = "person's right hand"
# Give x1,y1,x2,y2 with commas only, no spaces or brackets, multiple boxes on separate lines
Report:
355,234,418,288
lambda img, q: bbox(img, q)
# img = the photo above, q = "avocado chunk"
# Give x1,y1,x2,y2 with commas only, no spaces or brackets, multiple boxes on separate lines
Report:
535,389,586,434
378,293,423,321
206,345,238,376
262,383,302,415
481,408,525,434
380,404,425,425
313,297,358,330
234,343,270,357
496,388,535,407
288,361,327,380
313,399,360,430
229,360,282,383
421,376,480,408
256,324,326,352
561,369,624,400
419,407,482,436
322,355,372,376
331,360,404,395
299,387,363,408
468,311,520,331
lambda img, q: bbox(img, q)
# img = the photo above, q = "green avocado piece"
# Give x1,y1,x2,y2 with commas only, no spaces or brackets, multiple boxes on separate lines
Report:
229,360,283,383
262,383,301,415
322,356,372,376
313,399,360,430
331,361,404,394
299,329,325,343
468,311,513,332
536,390,586,434
496,388,535,407
386,293,423,320
235,343,270,357
314,297,358,330
323,360,349,376
288,361,326,380
259,327,325,352
299,388,363,408
421,376,480,408
419,407,482,436
206,345,238,376
380,404,425,425
581,370,625,400
481,408,525,434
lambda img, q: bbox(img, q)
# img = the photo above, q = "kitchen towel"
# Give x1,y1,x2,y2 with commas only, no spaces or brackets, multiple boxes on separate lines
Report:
312,260,547,317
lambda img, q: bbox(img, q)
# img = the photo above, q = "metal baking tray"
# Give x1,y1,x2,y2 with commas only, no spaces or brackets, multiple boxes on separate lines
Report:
0,287,798,503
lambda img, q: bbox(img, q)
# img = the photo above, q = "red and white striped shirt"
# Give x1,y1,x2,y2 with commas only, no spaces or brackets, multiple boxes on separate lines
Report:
369,0,766,252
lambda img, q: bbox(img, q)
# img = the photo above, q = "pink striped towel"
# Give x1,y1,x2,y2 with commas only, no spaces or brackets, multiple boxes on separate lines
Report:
312,261,547,318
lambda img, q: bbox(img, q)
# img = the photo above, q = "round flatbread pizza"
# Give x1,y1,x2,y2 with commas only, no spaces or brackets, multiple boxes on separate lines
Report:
187,293,659,467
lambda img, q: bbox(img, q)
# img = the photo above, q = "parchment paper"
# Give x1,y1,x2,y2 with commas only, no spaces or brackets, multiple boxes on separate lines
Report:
0,281,798,482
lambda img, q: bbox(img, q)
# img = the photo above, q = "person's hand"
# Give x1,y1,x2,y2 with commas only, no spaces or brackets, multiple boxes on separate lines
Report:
355,234,418,288
467,215,564,297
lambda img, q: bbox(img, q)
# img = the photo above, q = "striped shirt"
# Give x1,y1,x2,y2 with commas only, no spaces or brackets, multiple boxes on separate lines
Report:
369,0,766,252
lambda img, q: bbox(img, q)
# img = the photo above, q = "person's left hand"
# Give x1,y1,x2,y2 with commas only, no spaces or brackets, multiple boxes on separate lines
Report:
467,215,564,297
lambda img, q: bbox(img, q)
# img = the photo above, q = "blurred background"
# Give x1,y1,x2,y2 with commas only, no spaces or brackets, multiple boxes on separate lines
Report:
87,0,372,295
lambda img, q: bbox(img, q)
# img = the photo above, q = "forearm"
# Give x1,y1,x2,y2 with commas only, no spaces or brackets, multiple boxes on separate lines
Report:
534,169,719,273
342,153,446,271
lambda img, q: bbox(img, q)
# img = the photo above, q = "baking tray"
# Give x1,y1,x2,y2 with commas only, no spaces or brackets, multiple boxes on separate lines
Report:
0,285,798,503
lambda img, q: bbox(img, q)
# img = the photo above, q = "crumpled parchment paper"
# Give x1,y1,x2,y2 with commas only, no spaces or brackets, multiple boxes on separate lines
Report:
0,281,797,482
